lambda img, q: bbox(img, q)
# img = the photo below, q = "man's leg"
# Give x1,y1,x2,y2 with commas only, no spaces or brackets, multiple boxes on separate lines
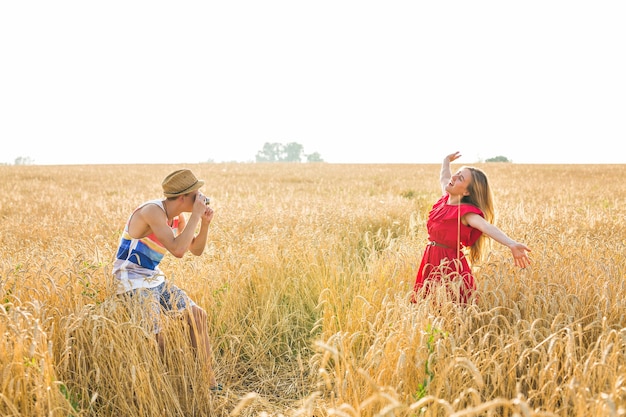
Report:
187,305,217,387
159,283,220,389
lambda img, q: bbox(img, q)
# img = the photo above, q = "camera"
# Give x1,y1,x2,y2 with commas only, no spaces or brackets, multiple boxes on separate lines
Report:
204,196,211,206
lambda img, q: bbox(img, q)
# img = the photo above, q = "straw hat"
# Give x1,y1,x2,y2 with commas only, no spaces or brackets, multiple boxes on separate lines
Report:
162,169,205,197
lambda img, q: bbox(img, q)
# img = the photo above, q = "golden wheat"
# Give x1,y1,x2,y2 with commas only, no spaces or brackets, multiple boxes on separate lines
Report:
1,162,625,416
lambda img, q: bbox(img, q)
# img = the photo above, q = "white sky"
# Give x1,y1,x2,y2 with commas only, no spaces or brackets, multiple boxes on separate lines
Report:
1,1,625,165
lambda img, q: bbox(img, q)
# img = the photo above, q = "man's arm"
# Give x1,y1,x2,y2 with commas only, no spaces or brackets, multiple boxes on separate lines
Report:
142,204,202,258
188,204,214,256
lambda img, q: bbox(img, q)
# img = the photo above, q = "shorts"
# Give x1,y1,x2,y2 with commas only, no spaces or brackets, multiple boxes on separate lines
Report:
124,282,197,333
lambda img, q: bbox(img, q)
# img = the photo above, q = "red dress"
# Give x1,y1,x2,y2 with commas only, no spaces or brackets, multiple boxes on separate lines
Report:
412,194,484,304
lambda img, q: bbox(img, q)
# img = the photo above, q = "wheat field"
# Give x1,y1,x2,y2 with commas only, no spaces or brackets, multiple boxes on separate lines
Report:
1,162,625,416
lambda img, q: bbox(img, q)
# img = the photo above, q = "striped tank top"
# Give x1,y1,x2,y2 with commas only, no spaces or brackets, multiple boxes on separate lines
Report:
112,199,179,293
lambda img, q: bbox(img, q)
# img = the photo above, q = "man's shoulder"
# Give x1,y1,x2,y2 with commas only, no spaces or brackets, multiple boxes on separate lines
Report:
136,199,164,213
130,200,164,226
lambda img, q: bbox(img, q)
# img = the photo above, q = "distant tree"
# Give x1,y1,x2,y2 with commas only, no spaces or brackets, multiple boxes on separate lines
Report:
14,156,34,165
256,142,282,162
485,155,511,163
306,152,324,162
282,142,304,162
255,142,322,163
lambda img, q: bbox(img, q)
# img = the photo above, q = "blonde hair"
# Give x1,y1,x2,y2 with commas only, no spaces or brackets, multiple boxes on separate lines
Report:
460,166,494,264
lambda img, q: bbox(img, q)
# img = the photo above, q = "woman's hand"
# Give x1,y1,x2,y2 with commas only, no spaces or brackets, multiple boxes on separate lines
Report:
465,213,532,269
446,151,462,163
510,242,532,269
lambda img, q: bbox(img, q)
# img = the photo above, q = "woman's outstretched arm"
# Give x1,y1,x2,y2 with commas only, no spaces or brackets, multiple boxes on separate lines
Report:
465,212,532,268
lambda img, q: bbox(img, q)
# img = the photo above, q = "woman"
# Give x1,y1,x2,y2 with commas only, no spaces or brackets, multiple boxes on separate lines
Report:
412,151,531,304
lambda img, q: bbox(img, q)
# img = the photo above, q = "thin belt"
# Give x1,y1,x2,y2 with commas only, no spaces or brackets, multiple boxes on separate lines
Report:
428,241,450,249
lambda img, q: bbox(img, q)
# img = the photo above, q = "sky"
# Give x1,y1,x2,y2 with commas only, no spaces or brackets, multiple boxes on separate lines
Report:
1,1,625,165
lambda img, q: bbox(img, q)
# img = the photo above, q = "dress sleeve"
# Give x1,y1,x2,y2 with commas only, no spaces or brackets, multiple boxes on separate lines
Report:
460,204,483,218
460,204,484,247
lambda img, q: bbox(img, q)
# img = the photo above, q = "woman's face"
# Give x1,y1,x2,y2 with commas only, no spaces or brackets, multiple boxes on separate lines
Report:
446,167,472,197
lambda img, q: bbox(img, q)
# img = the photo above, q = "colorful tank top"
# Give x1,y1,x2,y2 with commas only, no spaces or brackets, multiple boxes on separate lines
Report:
112,199,179,293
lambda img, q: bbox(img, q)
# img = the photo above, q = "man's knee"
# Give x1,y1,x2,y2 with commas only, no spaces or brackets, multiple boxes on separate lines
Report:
189,305,207,325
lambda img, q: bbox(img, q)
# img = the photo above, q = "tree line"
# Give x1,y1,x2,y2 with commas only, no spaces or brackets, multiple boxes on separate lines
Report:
255,142,323,163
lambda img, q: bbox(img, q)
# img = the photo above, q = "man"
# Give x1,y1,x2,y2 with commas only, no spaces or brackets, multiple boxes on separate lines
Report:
112,168,220,390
